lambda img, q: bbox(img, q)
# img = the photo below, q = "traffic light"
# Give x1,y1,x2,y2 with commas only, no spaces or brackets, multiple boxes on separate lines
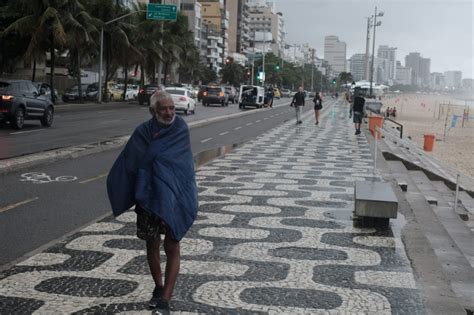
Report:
275,64,280,71
332,78,337,85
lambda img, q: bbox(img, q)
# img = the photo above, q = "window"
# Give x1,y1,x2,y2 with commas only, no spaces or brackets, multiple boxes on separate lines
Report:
166,89,185,95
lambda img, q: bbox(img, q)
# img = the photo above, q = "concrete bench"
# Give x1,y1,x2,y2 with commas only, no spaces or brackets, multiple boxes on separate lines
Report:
354,181,398,219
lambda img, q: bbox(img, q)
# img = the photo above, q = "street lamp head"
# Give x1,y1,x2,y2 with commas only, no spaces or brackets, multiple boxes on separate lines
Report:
378,11,384,17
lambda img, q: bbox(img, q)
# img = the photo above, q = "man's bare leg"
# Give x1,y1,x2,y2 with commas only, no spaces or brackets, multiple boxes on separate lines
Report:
162,233,181,301
146,238,163,289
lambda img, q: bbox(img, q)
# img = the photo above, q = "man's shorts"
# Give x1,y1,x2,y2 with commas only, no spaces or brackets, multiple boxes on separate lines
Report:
353,112,363,124
135,205,167,241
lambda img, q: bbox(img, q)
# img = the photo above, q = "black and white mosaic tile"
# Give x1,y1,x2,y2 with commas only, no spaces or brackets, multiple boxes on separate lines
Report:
0,102,424,314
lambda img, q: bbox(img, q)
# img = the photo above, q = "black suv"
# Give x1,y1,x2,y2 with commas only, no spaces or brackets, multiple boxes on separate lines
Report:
138,84,160,105
0,79,54,129
202,86,229,107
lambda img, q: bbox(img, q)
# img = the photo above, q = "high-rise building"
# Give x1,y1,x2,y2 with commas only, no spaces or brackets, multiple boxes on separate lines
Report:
247,3,285,56
395,61,412,85
430,72,445,90
180,0,203,50
324,36,346,75
198,0,229,72
349,54,366,82
227,0,251,55
444,70,462,89
377,45,397,84
405,52,430,87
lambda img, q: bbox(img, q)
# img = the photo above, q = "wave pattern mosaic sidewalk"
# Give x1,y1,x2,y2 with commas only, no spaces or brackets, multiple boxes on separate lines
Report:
0,104,424,314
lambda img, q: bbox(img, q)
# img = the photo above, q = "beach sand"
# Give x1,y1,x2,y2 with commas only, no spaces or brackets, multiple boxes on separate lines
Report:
381,93,474,179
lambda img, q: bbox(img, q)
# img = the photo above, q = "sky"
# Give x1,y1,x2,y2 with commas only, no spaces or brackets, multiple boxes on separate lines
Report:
275,0,474,79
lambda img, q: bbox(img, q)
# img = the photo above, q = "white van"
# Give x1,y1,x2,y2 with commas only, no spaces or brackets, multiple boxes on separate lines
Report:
238,85,265,109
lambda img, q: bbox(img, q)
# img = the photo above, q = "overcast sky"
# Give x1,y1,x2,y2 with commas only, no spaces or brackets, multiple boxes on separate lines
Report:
275,0,473,78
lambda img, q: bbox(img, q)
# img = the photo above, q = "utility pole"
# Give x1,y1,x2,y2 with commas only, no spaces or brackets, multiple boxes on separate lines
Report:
262,31,266,87
369,6,383,97
365,17,371,80
310,48,315,92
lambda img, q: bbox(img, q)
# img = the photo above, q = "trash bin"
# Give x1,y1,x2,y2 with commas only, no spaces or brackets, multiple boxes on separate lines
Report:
423,134,435,152
368,115,384,139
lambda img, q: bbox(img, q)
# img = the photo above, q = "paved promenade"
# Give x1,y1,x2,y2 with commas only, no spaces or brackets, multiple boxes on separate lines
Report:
0,102,424,314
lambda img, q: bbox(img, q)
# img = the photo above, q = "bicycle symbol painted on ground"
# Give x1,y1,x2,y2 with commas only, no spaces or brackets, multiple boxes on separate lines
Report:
20,172,78,184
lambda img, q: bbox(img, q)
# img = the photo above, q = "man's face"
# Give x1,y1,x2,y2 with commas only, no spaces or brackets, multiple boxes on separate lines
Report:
155,98,176,125
299,86,303,92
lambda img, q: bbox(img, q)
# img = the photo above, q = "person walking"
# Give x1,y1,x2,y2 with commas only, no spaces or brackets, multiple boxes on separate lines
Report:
349,89,366,135
291,86,306,124
313,91,323,125
107,90,198,311
265,86,274,108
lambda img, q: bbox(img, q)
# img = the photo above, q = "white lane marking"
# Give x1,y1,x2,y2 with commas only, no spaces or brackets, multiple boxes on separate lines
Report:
246,122,253,126
201,137,213,143
98,110,117,114
234,126,242,130
10,130,43,135
0,197,39,213
264,118,269,120
219,131,229,136
256,120,261,123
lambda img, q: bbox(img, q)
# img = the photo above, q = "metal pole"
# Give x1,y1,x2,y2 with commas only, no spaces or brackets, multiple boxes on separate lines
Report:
98,10,146,103
374,127,378,174
369,6,377,97
310,48,315,92
98,27,104,103
262,31,266,87
251,32,255,85
157,21,164,85
302,50,305,88
454,174,460,213
365,17,371,80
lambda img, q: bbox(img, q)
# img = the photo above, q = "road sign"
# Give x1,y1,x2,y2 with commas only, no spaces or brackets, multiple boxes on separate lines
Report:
147,3,177,21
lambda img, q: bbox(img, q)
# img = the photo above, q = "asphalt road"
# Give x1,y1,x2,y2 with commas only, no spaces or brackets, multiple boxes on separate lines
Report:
0,98,290,159
0,98,335,268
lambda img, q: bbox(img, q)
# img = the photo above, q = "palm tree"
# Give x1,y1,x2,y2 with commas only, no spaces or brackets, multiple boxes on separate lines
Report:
130,2,162,86
83,0,132,95
2,0,68,94
63,0,100,101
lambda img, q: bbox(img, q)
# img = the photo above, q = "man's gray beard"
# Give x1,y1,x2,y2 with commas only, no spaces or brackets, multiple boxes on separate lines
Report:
157,114,176,126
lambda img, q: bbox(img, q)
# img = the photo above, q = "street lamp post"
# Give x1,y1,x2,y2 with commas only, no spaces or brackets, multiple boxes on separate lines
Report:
369,6,383,98
98,10,145,103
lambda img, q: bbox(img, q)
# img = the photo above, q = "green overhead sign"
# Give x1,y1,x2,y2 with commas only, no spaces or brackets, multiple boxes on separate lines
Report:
147,3,177,21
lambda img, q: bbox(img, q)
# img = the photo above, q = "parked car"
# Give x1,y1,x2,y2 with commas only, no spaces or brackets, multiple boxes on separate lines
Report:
85,83,99,101
238,85,265,109
165,87,196,115
62,83,98,102
34,82,58,104
225,86,238,103
202,85,229,107
197,85,206,102
273,88,281,99
280,88,291,98
0,79,54,129
124,85,139,101
108,85,123,101
62,84,89,102
138,84,160,105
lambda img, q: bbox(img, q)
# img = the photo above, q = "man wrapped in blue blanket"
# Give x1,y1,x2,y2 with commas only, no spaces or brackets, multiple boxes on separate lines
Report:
107,90,198,311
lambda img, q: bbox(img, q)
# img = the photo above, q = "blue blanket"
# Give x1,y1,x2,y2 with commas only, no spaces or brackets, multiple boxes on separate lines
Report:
107,116,198,241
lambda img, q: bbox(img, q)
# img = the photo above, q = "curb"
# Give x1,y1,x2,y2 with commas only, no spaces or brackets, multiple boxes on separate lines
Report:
0,100,294,174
